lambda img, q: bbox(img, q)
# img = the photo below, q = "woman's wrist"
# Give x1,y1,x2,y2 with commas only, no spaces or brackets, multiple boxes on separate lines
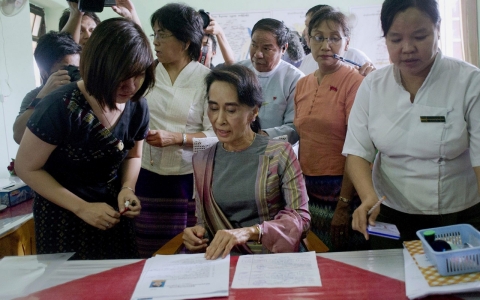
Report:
250,224,262,244
120,186,135,194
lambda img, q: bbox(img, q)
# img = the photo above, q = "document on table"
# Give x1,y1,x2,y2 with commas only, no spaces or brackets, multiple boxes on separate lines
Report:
231,251,321,289
131,253,229,300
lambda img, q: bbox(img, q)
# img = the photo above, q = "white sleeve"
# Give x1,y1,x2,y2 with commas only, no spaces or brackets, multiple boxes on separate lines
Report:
466,71,480,167
342,77,377,162
344,48,372,66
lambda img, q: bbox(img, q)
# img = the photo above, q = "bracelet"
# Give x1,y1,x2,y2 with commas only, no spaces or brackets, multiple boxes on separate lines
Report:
120,186,135,194
339,196,351,204
181,133,187,146
255,224,263,244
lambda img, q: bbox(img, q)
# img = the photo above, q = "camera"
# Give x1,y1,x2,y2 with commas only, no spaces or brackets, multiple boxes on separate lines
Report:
63,65,81,82
67,0,116,13
198,9,210,29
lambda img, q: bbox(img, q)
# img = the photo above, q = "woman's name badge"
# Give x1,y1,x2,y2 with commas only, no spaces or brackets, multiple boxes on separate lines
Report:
420,116,446,123
117,140,124,151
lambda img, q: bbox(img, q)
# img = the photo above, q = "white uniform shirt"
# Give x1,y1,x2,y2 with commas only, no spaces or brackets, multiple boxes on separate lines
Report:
142,61,215,175
299,48,371,75
343,51,480,214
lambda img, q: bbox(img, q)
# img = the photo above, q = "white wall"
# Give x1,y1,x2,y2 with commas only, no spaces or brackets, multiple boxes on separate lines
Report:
0,3,36,179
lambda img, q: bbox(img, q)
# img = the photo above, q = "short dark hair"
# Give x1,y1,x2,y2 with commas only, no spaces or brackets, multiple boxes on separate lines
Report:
34,31,81,76
58,8,101,31
381,0,440,37
308,8,351,38
285,31,305,63
150,3,203,61
306,5,333,16
205,65,263,131
80,18,155,110
251,18,289,49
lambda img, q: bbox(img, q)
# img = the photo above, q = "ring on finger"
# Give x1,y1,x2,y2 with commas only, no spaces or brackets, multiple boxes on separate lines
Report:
106,223,111,228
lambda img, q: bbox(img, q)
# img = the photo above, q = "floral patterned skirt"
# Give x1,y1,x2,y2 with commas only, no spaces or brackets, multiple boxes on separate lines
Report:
305,175,370,252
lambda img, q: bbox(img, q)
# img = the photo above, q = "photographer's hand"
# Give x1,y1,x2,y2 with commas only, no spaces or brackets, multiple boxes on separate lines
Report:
36,70,71,98
60,2,83,44
112,0,141,27
204,16,235,65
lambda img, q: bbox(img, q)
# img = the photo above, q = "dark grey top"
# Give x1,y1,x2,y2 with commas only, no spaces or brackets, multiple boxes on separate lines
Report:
212,134,269,228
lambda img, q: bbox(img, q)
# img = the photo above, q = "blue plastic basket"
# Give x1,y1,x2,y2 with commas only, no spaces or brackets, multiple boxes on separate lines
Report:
416,224,480,276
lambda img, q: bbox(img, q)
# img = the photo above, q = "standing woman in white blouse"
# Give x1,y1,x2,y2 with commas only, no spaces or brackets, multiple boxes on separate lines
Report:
343,0,480,249
135,3,214,258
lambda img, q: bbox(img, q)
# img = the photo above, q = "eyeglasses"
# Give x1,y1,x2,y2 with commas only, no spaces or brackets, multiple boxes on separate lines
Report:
151,32,173,40
310,36,343,45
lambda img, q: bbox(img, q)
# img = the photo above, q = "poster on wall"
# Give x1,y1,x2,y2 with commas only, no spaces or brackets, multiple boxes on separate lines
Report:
210,11,271,65
348,5,390,68
209,9,308,66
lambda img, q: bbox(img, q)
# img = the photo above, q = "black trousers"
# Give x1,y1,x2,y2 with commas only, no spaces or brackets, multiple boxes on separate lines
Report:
371,202,480,249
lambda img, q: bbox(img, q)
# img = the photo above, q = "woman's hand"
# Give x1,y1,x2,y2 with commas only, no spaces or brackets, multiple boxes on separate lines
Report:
352,197,380,240
183,225,209,252
330,200,350,249
117,188,141,218
205,227,255,260
76,202,120,230
145,129,181,147
358,62,376,77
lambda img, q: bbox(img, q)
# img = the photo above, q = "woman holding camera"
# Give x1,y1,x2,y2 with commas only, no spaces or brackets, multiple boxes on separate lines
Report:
15,18,155,260
134,3,215,258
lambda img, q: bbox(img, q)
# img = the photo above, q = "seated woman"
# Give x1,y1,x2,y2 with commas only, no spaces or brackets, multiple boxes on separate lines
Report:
183,65,310,259
15,18,155,260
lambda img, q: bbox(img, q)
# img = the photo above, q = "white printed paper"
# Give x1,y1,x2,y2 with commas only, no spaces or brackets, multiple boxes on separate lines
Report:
131,254,229,300
231,251,321,289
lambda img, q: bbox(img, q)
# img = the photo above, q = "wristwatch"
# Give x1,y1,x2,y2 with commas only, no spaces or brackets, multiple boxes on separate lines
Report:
27,97,42,109
339,196,351,204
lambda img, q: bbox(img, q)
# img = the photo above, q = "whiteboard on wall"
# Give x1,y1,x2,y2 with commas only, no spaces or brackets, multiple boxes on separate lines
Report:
348,5,390,68
210,6,390,69
209,9,307,66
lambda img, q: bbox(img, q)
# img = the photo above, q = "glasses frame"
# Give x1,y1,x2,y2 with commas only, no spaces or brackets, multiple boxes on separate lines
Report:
310,35,343,45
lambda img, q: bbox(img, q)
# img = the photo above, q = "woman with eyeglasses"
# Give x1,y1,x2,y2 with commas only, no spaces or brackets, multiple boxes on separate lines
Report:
293,8,366,252
134,3,215,258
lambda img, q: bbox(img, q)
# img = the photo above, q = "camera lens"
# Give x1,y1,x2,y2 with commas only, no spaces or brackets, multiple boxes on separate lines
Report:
199,9,210,29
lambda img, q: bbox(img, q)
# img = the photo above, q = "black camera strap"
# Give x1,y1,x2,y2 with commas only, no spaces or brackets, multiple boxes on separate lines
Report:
198,45,209,66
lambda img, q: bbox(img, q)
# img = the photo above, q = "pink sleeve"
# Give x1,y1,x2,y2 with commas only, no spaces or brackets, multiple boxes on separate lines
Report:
261,208,305,252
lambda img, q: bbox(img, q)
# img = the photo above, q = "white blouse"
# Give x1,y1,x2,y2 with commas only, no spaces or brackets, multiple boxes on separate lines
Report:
343,51,480,214
141,61,215,175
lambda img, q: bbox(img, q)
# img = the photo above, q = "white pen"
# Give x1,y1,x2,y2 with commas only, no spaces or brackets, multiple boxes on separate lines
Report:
367,196,386,216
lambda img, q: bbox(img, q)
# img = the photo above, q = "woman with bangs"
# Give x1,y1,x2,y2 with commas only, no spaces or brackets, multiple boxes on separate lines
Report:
15,18,155,260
